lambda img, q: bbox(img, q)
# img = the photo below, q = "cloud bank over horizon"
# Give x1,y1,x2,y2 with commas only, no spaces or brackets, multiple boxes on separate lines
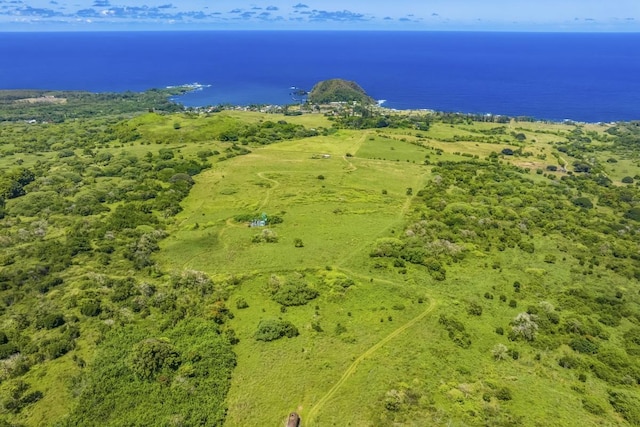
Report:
1,0,638,31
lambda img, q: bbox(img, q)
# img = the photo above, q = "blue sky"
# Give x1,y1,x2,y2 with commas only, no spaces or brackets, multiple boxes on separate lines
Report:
1,0,638,31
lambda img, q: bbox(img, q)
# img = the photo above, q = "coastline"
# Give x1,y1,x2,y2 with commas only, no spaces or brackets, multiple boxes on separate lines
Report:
168,87,617,127
166,82,624,126
0,84,624,127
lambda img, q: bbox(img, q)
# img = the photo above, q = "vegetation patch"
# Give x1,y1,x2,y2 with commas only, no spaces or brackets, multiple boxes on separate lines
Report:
255,319,299,342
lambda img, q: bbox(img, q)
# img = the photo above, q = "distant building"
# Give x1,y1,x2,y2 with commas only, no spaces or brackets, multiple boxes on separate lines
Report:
250,213,269,227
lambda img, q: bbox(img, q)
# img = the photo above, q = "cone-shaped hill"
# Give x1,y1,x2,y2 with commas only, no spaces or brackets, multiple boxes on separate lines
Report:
308,79,375,105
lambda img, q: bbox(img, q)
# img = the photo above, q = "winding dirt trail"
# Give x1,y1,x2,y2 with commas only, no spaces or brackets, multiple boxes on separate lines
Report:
305,298,438,425
255,171,280,211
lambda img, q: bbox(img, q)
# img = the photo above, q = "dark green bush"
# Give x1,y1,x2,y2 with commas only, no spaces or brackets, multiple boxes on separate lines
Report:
255,319,299,342
467,302,483,316
626,207,640,222
439,315,472,349
45,337,75,359
572,197,593,209
496,387,513,401
272,281,319,306
609,390,640,425
570,337,599,354
36,313,65,330
80,299,102,317
0,343,19,359
130,338,181,381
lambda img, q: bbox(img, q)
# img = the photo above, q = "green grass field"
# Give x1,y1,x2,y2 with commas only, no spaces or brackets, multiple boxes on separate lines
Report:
153,113,640,426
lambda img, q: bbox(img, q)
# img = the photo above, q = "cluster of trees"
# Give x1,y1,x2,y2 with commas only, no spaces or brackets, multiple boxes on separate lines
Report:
0,108,246,424
330,108,432,131
66,318,237,426
378,159,640,280
216,119,321,145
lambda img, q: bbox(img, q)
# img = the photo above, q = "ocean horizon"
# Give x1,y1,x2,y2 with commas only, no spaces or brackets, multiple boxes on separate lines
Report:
1,31,639,122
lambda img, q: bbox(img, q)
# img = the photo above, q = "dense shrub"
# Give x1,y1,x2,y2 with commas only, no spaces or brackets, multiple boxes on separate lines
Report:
625,207,640,222
496,387,513,401
570,337,599,354
621,176,634,184
35,313,65,330
45,337,74,359
439,315,471,348
272,281,319,306
572,197,593,209
467,302,483,316
80,299,102,317
255,319,299,342
609,391,640,425
0,343,19,359
130,338,181,381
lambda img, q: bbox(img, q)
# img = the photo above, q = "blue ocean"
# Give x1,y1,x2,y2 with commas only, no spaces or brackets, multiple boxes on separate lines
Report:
1,31,639,122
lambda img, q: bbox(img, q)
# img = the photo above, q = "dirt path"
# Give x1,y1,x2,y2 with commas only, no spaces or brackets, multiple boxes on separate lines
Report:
305,298,437,425
340,130,370,173
256,171,281,211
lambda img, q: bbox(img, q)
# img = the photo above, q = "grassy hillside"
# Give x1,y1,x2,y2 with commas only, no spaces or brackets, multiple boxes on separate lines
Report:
0,98,639,426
